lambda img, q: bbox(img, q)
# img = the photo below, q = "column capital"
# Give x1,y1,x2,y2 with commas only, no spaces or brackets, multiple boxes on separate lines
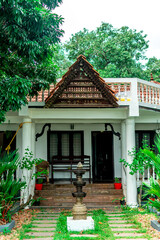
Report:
23,117,32,123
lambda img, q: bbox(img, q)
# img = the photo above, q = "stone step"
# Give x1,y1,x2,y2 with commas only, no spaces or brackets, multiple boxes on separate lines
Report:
32,220,57,223
26,232,55,237
42,183,115,190
32,224,56,227
115,239,148,240
24,238,53,240
70,234,99,238
111,228,138,231
34,217,58,220
109,220,128,223
110,224,134,227
29,227,56,231
39,201,121,207
35,194,123,201
31,205,122,210
114,233,145,237
36,188,122,195
105,214,125,216
108,216,124,219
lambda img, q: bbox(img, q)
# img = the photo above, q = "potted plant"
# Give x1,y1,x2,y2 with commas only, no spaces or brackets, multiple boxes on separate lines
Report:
114,177,122,189
35,178,43,190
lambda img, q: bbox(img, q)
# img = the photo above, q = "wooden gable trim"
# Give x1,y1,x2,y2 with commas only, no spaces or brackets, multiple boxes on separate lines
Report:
45,55,118,108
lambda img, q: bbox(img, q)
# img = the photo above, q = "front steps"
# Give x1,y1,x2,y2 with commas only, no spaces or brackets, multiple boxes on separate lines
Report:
34,183,124,209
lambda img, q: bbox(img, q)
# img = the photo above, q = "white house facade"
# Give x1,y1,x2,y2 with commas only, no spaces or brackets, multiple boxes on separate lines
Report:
1,55,160,207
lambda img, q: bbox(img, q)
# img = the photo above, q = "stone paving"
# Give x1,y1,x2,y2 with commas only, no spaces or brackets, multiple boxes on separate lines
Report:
105,210,148,240
23,209,150,239
23,210,60,240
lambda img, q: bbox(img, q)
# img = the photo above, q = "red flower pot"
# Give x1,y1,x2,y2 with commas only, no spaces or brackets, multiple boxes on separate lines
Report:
35,183,43,190
149,197,155,204
114,183,122,189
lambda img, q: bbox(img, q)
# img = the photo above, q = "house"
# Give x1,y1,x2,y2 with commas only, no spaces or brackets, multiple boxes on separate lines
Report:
1,55,159,207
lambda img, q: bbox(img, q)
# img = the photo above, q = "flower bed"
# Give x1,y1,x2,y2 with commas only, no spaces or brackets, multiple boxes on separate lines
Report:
0,209,38,239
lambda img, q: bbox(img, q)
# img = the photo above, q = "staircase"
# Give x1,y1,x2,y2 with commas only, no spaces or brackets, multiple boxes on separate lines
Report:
34,183,124,209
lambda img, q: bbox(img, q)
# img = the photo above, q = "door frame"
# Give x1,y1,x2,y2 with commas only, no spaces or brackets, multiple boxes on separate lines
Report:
91,131,114,183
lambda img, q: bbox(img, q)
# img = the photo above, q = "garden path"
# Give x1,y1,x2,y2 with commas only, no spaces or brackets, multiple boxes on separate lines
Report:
105,210,148,240
23,209,60,240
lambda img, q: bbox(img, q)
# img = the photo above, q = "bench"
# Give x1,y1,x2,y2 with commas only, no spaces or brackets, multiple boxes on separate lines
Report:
50,155,91,183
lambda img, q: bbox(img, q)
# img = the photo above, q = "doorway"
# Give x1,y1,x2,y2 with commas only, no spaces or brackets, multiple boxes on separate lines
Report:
92,131,114,183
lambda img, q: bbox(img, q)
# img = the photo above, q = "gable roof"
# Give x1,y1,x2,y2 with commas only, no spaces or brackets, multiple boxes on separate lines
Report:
45,55,118,108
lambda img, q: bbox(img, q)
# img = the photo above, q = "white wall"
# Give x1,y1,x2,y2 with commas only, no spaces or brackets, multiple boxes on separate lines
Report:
113,124,122,178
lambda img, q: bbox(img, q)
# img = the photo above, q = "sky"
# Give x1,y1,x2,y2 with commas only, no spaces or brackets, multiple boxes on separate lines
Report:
55,0,160,59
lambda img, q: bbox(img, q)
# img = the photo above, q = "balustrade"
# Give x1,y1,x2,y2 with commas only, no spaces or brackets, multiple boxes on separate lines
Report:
28,79,160,110
136,166,157,187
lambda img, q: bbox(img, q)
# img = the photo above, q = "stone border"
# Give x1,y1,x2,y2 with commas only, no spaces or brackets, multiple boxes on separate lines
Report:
0,220,15,232
151,220,160,231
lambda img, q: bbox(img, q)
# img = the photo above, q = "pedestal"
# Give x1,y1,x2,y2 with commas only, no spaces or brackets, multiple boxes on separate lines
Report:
67,216,94,231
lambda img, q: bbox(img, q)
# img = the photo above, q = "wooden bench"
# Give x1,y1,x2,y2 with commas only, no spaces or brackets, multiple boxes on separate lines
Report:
50,155,91,183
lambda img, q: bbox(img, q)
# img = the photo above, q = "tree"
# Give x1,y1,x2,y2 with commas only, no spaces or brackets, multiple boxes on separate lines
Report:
0,0,63,123
53,43,72,79
145,57,160,82
64,23,149,79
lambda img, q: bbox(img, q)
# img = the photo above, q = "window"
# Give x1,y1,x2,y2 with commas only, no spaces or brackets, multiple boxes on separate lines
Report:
0,131,16,155
48,131,84,159
135,131,155,150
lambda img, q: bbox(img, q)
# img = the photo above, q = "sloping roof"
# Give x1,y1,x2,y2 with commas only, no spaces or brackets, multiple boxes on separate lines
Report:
45,55,118,108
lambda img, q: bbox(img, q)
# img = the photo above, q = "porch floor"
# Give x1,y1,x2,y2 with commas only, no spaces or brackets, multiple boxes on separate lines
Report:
34,183,124,209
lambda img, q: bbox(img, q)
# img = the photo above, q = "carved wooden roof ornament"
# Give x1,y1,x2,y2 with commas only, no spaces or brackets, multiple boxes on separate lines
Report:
45,55,118,108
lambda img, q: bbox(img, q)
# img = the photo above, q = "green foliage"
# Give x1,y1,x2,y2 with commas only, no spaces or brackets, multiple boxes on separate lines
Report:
143,135,160,175
64,23,149,79
120,142,152,175
114,177,120,183
142,134,160,212
0,0,64,123
20,148,48,180
145,57,160,82
20,149,43,171
0,150,26,222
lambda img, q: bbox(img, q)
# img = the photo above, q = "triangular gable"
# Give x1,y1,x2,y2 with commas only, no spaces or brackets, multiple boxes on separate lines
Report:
45,55,118,108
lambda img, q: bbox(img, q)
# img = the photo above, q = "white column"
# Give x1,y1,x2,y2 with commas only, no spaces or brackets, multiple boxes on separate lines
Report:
129,79,139,116
121,121,126,192
30,122,36,199
125,118,137,207
21,118,32,205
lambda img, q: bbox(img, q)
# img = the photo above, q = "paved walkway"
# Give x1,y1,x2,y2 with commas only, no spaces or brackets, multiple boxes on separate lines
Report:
105,210,148,240
23,210,60,240
22,209,149,239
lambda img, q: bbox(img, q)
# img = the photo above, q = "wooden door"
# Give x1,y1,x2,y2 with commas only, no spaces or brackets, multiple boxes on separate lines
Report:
92,131,114,182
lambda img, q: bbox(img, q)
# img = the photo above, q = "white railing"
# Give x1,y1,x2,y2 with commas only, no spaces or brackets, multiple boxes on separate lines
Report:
137,79,160,106
28,78,160,110
136,166,157,187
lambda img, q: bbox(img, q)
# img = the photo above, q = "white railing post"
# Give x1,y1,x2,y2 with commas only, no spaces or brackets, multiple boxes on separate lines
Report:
129,79,139,116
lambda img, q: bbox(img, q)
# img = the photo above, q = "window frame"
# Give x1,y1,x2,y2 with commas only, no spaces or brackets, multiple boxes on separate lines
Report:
135,130,155,150
47,131,84,161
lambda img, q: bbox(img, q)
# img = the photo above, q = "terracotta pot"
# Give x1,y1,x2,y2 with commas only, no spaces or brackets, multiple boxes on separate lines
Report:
35,183,43,190
114,183,122,189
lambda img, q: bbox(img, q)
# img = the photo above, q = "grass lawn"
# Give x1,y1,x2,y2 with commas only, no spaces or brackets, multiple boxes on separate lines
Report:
54,209,114,240
0,207,159,239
